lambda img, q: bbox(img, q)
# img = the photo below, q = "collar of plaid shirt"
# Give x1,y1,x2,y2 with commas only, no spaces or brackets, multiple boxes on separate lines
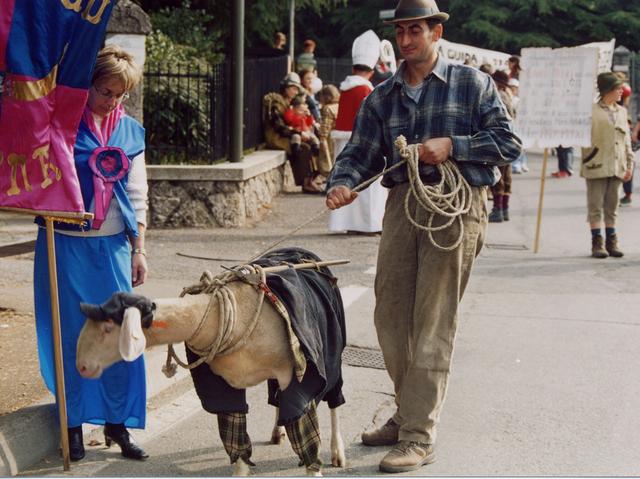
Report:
382,53,449,95
327,54,522,191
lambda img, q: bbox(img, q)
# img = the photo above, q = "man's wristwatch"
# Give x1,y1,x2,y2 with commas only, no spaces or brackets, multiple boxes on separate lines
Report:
132,248,147,257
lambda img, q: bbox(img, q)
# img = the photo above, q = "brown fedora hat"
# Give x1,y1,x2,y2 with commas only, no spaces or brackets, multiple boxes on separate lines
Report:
384,0,449,24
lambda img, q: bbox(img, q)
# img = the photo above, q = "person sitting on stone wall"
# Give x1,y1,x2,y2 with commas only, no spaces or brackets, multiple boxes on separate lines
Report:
317,84,341,185
283,93,321,158
299,67,322,121
263,72,322,193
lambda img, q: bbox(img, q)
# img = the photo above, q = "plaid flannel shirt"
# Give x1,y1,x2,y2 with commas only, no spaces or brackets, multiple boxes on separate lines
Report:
327,55,523,190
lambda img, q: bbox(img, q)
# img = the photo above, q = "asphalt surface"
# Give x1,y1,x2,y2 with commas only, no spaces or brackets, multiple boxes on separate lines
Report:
3,151,640,476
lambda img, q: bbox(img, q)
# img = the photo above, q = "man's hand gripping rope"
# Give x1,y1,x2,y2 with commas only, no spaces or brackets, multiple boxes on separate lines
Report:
395,135,472,251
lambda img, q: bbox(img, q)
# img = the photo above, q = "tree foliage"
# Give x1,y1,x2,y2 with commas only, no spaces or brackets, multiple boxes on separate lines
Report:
440,0,640,53
296,0,396,57
133,0,640,61
133,0,346,60
300,0,640,57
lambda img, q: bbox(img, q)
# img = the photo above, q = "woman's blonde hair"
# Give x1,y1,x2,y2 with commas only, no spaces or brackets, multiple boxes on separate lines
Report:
92,44,142,91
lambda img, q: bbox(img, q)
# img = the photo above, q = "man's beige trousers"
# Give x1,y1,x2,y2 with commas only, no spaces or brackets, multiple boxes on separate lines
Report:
374,183,488,445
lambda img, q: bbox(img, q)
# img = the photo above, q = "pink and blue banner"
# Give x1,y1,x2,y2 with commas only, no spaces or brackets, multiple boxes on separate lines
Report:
0,0,114,215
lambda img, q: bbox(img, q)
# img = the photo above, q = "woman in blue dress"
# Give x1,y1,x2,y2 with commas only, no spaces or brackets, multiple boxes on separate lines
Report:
34,45,149,462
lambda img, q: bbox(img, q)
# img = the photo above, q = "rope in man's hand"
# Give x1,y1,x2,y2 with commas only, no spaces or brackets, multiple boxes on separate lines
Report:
395,135,472,251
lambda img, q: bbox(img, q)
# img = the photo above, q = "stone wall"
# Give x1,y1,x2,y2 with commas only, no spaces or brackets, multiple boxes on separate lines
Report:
147,150,296,228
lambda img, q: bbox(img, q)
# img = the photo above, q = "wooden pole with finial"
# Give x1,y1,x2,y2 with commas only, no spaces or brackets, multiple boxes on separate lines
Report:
44,216,71,470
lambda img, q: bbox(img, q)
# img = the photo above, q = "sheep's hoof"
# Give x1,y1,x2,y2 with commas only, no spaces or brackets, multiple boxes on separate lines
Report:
331,450,346,468
232,459,251,476
270,426,286,445
331,435,346,467
306,468,323,477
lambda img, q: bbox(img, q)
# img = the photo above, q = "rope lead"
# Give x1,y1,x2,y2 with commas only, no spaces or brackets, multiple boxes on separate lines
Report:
394,135,472,251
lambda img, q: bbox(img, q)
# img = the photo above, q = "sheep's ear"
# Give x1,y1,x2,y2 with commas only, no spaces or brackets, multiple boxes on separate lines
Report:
119,307,146,361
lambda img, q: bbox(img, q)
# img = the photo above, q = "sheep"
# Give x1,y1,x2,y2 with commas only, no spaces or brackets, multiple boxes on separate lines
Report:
76,252,347,477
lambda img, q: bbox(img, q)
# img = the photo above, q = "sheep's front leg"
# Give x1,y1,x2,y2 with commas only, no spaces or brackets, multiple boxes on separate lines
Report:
270,407,286,445
217,413,255,476
330,406,346,467
285,401,323,476
233,460,251,476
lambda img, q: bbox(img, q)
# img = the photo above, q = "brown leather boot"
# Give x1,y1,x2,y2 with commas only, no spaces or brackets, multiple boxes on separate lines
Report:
378,441,436,473
591,235,608,258
605,234,624,258
361,418,400,446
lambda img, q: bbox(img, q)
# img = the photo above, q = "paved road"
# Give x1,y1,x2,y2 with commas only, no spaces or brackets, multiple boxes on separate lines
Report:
16,152,640,476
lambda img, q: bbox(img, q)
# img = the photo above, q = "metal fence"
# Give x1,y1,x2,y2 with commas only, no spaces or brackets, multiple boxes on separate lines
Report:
144,56,288,165
316,57,352,87
243,56,289,151
144,63,223,164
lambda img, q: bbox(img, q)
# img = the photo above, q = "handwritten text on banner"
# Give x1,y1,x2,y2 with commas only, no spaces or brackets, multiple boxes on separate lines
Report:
516,47,599,148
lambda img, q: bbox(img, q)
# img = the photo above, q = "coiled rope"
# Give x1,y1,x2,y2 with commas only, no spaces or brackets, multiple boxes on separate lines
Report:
163,266,267,376
394,135,472,251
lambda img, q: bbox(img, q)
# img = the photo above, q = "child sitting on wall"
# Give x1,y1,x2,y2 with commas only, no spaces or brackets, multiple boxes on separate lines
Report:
283,94,320,157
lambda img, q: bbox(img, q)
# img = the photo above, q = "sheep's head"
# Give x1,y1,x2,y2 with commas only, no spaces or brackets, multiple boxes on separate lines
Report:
76,292,155,378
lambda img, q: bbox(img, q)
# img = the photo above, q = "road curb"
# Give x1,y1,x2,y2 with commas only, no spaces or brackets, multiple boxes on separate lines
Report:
0,402,58,476
0,343,190,476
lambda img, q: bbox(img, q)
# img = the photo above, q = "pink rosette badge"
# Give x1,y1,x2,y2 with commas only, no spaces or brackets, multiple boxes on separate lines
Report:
88,146,130,229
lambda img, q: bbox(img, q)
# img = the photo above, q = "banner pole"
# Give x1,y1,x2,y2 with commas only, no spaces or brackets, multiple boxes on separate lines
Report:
533,148,549,253
44,217,70,471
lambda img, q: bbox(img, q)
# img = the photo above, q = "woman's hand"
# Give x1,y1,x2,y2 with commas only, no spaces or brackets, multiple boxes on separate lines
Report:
131,252,148,287
624,169,633,182
131,223,148,287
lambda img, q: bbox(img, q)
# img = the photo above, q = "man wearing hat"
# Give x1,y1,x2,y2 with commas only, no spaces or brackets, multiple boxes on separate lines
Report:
325,0,522,472
581,71,634,258
329,29,388,233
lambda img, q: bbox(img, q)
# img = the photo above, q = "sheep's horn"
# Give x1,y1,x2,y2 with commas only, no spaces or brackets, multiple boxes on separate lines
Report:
80,292,155,327
79,302,106,320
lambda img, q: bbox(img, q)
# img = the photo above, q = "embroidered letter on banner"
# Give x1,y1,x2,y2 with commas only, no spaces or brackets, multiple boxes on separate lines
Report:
0,0,115,214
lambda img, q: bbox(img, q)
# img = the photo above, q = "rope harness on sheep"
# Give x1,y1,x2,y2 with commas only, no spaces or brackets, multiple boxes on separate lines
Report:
163,266,267,377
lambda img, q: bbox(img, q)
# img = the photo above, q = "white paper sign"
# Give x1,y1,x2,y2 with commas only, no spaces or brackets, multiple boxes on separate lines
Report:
437,38,511,71
580,39,615,74
515,46,599,148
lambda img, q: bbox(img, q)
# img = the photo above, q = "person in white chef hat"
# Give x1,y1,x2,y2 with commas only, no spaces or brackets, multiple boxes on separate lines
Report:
373,39,398,85
328,29,388,234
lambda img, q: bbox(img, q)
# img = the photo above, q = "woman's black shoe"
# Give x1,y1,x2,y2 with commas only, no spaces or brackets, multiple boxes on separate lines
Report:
104,423,149,460
68,426,85,461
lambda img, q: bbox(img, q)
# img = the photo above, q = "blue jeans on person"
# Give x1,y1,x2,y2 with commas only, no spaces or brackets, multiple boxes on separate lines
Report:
512,151,528,173
557,146,573,173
